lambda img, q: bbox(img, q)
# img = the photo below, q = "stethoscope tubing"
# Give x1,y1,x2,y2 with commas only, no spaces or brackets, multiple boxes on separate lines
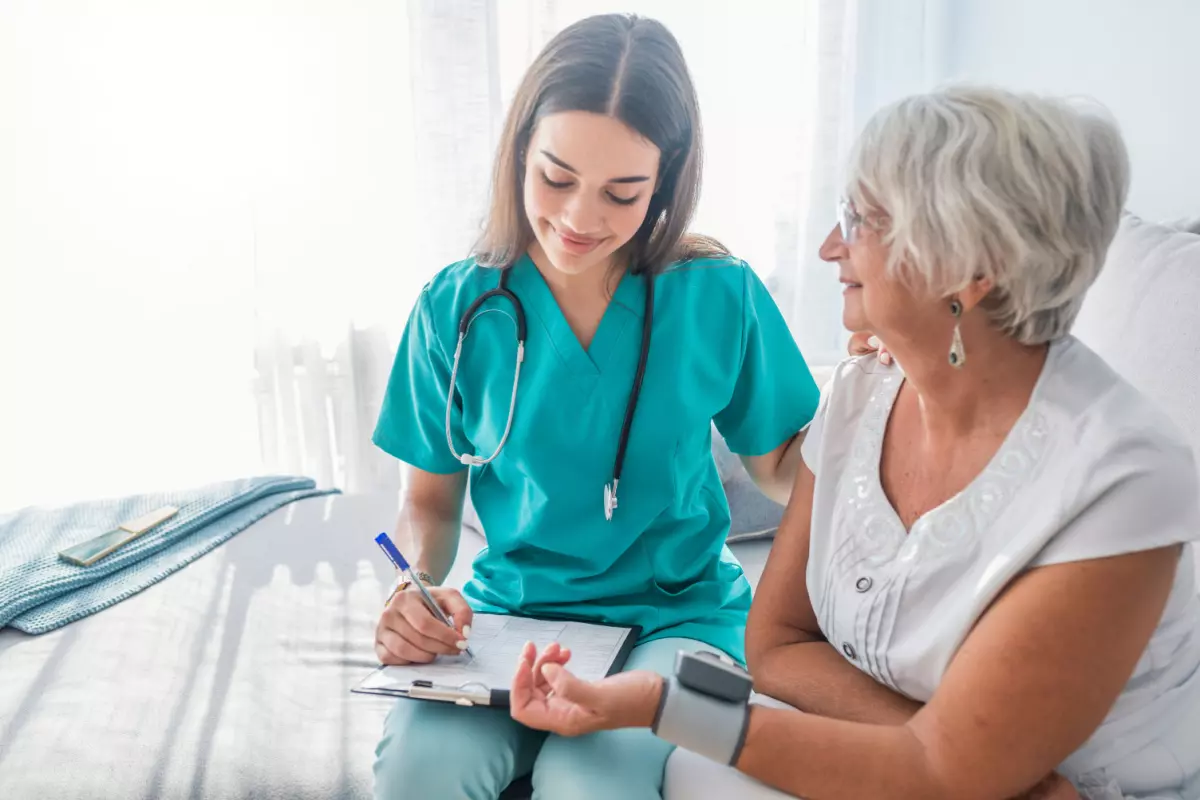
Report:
445,265,653,520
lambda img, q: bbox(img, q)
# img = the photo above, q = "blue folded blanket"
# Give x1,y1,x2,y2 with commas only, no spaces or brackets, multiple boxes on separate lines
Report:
0,476,339,634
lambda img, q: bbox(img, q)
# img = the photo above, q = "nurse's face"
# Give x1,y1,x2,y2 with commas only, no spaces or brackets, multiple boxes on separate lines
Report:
523,111,661,276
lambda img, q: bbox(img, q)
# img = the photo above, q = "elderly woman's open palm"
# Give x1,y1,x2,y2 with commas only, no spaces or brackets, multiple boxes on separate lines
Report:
509,642,662,737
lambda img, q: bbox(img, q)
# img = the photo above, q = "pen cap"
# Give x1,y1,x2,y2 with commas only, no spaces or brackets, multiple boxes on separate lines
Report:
375,532,411,571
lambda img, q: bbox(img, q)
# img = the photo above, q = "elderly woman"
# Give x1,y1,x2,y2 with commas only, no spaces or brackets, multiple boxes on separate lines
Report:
506,86,1200,800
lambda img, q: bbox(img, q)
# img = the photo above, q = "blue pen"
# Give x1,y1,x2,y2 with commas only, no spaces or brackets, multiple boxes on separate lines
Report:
375,532,473,658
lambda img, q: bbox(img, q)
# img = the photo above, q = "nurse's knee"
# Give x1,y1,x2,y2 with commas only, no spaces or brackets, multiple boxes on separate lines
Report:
374,713,476,800
373,700,532,800
532,729,671,800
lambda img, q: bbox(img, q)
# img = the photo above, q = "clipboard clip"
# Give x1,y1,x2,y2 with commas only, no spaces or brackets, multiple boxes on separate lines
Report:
407,680,495,706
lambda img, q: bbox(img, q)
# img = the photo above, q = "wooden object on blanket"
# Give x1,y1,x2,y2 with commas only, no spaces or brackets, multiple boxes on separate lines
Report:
57,506,180,566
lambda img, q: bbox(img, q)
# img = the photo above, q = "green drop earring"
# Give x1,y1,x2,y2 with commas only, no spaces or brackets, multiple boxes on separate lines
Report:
949,298,966,368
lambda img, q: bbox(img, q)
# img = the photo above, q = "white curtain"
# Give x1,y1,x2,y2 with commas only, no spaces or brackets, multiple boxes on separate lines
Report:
0,0,939,513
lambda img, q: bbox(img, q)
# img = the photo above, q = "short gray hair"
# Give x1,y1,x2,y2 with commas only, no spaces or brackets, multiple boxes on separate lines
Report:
846,85,1130,345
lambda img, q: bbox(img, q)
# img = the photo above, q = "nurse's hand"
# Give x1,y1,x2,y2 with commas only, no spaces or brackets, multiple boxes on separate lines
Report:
510,642,662,736
374,584,473,665
1009,773,1081,800
848,331,893,366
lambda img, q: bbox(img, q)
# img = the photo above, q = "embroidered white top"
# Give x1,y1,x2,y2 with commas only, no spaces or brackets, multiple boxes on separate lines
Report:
802,336,1200,796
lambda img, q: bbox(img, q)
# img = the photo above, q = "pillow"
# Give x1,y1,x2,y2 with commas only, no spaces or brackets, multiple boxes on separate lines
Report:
1163,216,1200,235
1072,212,1200,580
712,425,786,543
1073,213,1200,457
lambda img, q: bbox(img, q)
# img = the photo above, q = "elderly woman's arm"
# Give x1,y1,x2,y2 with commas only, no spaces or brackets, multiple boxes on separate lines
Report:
513,537,1178,799
733,542,1180,799
745,462,1078,798
745,461,923,724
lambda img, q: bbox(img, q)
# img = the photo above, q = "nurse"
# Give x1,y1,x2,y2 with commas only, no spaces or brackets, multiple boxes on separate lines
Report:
370,13,820,800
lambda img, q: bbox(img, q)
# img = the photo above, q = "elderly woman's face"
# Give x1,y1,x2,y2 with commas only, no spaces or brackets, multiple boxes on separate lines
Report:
819,207,926,335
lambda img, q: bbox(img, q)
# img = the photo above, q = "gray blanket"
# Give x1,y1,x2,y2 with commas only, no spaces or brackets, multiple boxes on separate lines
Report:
0,493,438,800
0,492,772,799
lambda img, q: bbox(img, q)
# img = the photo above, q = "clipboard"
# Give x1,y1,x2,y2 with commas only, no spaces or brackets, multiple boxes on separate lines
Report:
351,612,641,708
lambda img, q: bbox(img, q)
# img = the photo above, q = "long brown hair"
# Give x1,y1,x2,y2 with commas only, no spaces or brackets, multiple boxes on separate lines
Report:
473,13,727,274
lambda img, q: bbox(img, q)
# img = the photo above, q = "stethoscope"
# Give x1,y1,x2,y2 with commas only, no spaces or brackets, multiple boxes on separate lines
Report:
445,267,655,521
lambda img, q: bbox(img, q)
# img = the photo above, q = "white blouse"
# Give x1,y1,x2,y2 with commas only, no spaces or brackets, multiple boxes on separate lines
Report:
800,336,1200,797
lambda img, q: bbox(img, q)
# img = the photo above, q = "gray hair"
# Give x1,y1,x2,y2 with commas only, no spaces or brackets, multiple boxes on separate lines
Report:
846,85,1131,345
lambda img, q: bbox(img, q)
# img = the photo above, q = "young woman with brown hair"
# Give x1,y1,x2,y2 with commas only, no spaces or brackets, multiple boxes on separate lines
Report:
371,14,820,798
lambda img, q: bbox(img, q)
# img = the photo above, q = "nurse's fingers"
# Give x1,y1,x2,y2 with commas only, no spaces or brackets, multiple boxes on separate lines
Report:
389,605,463,655
432,587,475,637
376,627,435,665
1009,773,1080,800
847,330,877,355
391,589,465,650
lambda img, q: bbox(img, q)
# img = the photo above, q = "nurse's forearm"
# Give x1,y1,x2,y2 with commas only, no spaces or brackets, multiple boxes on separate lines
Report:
772,431,806,503
742,430,806,506
394,501,462,584
396,468,468,585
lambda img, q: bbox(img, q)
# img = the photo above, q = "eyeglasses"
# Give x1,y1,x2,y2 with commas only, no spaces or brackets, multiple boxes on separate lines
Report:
837,198,886,244
837,198,865,244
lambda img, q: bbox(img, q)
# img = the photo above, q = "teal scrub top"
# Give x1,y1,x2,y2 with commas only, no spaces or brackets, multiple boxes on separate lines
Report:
373,253,819,662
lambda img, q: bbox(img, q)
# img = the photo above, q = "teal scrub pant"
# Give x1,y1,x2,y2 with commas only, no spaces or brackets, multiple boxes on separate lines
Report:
373,637,708,800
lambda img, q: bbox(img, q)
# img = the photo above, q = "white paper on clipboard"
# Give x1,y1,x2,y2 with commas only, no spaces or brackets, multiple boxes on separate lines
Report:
354,613,635,697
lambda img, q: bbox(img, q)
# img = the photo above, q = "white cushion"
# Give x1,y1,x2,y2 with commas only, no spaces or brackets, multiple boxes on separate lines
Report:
1164,216,1200,235
1074,214,1200,456
1073,213,1200,579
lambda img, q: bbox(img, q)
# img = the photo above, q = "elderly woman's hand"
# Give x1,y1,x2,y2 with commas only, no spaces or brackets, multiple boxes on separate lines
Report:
847,331,893,365
509,642,663,736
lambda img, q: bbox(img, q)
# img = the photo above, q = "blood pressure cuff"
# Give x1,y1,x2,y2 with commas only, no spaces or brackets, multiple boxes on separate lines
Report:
652,650,752,765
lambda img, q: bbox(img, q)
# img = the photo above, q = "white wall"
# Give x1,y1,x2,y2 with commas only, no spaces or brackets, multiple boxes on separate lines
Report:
941,0,1200,222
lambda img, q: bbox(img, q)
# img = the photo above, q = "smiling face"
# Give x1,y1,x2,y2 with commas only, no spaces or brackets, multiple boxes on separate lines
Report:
821,196,1005,363
819,200,931,337
522,111,661,277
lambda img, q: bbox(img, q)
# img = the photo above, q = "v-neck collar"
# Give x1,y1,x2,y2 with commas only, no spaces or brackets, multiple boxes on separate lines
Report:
868,338,1061,537
507,253,647,376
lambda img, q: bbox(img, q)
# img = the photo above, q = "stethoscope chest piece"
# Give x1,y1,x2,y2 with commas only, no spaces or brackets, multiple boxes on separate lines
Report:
603,481,618,521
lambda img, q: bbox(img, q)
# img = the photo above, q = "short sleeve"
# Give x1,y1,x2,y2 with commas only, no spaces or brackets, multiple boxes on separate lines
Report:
798,376,834,474
1031,440,1200,567
371,288,468,474
712,265,821,456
